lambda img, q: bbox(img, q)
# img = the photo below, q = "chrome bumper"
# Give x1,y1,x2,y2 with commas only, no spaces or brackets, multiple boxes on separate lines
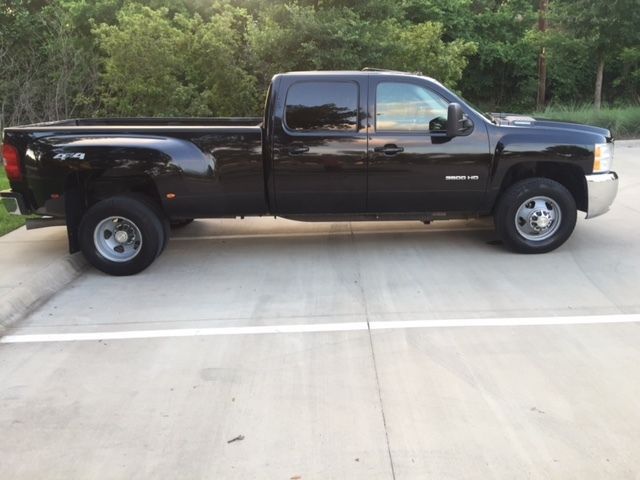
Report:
585,172,618,219
0,190,28,216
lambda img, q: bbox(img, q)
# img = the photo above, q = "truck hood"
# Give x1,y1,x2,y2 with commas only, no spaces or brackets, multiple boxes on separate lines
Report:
491,113,612,139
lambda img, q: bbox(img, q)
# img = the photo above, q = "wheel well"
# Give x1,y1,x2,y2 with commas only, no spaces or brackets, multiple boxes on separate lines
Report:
499,162,587,212
62,173,165,254
79,173,164,209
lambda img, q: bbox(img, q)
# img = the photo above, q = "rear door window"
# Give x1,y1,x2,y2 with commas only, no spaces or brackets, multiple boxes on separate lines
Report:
285,81,359,133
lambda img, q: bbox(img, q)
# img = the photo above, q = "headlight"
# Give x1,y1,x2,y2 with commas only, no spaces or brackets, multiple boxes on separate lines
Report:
593,143,613,173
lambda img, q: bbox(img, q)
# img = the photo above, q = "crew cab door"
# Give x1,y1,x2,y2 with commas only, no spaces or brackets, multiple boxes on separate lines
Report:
367,77,491,214
271,76,368,214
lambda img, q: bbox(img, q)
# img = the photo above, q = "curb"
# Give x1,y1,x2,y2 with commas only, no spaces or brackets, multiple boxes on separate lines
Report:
0,252,87,333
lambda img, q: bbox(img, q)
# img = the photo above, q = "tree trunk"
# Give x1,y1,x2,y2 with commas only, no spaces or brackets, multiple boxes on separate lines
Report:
594,54,605,109
537,48,547,111
536,0,548,111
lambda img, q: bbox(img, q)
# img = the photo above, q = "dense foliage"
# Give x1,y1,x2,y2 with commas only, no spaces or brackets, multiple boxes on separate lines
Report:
1,0,639,128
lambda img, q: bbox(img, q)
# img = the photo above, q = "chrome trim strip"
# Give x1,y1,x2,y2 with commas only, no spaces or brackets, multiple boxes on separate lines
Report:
585,172,618,219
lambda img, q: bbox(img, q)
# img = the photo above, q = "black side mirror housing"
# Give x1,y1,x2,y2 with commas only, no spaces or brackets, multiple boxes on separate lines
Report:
447,102,469,137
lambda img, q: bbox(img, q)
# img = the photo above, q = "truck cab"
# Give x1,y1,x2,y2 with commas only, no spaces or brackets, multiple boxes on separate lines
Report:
267,71,491,218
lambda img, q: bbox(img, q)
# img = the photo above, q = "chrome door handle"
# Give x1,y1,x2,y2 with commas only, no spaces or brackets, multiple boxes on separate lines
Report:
374,144,404,156
289,145,310,155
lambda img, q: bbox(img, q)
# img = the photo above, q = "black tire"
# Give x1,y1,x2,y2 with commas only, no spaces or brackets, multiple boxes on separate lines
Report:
79,195,167,276
495,177,577,253
132,194,170,253
170,218,194,229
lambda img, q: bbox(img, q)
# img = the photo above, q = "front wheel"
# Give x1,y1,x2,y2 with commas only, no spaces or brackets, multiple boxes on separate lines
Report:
495,177,577,253
79,195,167,275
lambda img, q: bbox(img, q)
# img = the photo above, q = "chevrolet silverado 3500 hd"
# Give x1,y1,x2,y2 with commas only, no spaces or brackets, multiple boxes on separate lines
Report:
1,70,618,275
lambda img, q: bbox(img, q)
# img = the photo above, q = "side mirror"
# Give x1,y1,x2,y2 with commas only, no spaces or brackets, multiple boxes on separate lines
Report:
446,102,468,137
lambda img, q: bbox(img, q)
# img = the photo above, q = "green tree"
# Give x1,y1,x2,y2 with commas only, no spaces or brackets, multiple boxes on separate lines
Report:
528,28,593,106
399,0,539,110
95,4,258,116
401,0,474,39
247,2,476,93
1,1,98,128
247,3,372,88
2,0,638,125
459,0,539,110
617,47,640,103
552,0,640,108
388,22,477,88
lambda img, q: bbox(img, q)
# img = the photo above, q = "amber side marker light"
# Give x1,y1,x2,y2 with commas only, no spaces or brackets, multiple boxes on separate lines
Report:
593,143,613,173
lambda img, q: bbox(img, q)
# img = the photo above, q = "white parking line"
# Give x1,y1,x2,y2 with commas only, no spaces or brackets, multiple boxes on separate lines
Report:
1,314,639,344
370,314,640,330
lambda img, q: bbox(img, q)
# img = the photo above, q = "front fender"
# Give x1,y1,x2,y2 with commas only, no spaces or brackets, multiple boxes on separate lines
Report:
490,130,596,190
483,126,607,211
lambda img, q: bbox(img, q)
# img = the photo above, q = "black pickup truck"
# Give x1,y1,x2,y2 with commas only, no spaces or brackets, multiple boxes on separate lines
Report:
1,70,618,275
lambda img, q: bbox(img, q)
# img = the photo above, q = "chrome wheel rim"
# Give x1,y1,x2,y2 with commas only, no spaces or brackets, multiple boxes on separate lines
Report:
93,216,143,262
514,196,562,241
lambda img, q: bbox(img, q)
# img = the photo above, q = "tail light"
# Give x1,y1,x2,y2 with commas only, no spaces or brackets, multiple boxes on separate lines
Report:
2,143,22,181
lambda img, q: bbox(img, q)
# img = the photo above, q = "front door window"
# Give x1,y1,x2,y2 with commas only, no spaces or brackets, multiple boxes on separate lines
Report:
375,82,449,133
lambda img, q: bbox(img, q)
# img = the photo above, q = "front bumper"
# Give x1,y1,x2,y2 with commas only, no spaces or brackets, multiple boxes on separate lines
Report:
0,190,29,216
585,172,618,219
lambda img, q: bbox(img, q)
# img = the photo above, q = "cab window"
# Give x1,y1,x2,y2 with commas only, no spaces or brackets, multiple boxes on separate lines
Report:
376,82,448,132
285,81,358,132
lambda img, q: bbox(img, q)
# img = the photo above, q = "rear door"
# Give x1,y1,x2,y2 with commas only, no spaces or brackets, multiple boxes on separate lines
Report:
271,75,368,214
367,77,491,214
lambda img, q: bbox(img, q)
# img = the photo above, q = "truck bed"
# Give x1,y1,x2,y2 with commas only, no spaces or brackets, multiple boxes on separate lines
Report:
3,119,267,219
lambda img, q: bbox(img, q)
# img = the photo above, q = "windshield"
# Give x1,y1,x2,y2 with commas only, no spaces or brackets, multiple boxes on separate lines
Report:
458,95,495,123
420,75,495,123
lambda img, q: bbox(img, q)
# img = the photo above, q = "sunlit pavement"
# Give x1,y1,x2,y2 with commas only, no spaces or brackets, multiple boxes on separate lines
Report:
1,141,639,479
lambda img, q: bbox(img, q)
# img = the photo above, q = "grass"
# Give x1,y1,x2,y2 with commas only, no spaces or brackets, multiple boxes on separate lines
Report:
535,105,640,139
0,169,26,236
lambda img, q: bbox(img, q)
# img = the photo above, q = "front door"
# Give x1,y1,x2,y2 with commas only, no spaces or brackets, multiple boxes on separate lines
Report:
272,77,368,214
367,77,491,214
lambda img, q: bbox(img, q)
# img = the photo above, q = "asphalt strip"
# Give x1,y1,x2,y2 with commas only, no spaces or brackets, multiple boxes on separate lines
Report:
1,314,639,344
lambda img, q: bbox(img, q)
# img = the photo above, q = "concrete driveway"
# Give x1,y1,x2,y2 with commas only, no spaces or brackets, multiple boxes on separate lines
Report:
1,141,639,479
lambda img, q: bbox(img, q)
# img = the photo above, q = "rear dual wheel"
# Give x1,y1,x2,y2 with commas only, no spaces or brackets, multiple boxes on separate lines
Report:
79,195,169,276
495,177,577,253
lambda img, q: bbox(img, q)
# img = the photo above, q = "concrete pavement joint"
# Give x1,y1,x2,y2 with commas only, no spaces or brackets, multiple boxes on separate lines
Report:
349,221,397,480
569,250,626,313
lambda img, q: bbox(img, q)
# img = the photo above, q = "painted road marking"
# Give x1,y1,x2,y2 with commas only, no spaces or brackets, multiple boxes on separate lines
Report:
1,314,639,344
